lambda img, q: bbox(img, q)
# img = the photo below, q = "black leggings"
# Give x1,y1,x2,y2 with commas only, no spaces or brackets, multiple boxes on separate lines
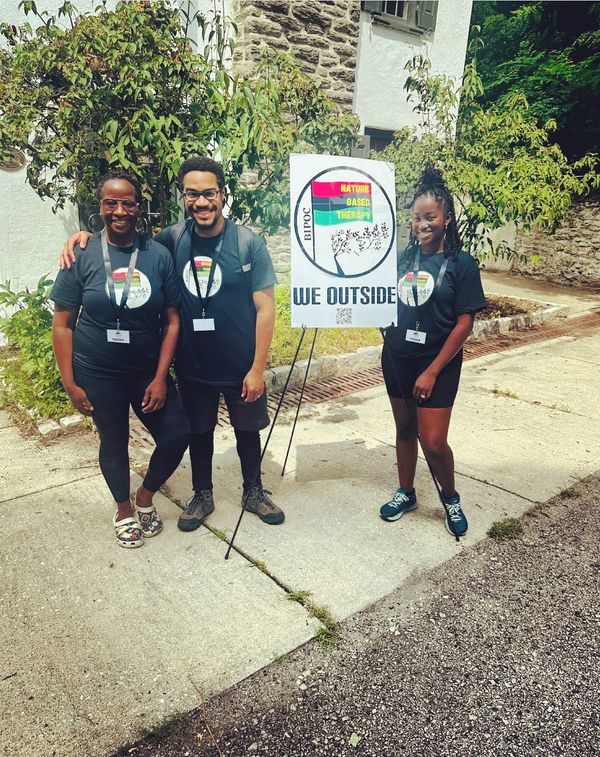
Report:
75,367,190,503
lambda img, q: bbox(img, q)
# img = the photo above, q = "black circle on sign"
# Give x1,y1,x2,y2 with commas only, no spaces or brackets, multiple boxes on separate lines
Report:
293,165,396,279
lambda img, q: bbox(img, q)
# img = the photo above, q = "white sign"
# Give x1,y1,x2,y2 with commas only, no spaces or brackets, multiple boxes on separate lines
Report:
290,154,397,328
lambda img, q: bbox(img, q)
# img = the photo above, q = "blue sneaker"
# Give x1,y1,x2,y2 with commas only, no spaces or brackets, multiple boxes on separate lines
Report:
379,487,418,521
443,492,468,536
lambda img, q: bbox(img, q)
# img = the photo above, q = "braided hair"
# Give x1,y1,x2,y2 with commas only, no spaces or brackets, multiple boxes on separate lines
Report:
409,166,462,257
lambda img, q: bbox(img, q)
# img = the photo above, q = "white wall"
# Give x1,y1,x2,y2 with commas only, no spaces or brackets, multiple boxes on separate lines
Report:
0,0,118,292
353,0,473,134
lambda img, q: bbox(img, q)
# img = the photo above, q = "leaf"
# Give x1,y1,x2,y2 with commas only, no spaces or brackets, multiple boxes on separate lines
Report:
349,732,362,748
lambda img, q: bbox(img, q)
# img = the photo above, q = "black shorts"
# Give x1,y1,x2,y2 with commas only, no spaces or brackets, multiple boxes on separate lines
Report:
381,348,463,408
178,379,270,434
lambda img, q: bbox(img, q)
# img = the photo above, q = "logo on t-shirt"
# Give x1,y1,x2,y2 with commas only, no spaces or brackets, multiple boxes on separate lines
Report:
106,268,151,308
182,256,223,298
398,270,435,307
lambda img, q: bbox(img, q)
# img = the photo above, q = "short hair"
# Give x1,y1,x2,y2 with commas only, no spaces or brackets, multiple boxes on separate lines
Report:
177,156,225,189
411,166,462,257
96,168,142,204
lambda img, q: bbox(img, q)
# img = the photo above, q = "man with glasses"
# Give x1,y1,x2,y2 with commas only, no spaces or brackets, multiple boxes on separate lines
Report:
61,156,283,529
159,156,282,530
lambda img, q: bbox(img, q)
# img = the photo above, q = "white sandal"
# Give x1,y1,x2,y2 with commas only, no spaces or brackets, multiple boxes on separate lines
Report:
113,513,144,548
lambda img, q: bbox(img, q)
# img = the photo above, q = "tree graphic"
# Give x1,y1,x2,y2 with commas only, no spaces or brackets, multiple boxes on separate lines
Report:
330,223,390,275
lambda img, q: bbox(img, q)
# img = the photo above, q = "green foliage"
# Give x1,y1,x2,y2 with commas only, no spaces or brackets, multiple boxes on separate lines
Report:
0,277,71,419
0,1,358,231
379,53,600,260
470,2,600,159
286,588,338,647
269,286,382,367
487,517,524,542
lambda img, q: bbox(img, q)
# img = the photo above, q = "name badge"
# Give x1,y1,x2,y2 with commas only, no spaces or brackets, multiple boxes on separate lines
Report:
107,329,130,344
241,263,252,272
193,318,216,332
405,329,427,344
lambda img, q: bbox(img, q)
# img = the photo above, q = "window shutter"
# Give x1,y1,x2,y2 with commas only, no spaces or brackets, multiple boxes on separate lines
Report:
417,1,437,32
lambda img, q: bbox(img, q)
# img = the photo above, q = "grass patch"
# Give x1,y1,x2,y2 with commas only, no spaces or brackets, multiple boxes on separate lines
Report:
209,527,228,542
559,485,579,499
287,589,312,604
491,386,519,399
251,559,268,573
269,287,380,368
315,626,338,648
269,288,543,370
487,517,524,542
287,588,339,647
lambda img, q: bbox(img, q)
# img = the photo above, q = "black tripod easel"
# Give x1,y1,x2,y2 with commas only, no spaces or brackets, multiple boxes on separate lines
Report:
225,326,317,559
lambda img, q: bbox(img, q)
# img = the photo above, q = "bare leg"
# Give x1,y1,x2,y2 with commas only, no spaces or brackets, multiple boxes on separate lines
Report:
416,406,456,496
389,397,419,490
116,498,134,520
134,485,154,509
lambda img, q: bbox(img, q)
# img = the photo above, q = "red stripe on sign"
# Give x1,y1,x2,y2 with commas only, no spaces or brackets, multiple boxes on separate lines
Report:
311,180,372,198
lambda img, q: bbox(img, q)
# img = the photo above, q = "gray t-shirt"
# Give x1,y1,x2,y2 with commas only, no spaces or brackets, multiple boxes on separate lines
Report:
51,234,180,376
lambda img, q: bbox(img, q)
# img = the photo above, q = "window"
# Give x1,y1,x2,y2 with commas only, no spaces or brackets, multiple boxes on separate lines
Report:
361,1,438,34
364,127,395,153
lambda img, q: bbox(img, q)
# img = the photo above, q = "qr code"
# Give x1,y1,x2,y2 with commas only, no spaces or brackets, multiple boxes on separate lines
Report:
336,307,353,325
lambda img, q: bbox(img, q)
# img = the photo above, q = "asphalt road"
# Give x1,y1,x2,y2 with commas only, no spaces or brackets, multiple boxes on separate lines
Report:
115,475,600,757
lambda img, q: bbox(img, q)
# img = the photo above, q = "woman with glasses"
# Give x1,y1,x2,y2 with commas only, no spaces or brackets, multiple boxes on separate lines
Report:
51,169,190,549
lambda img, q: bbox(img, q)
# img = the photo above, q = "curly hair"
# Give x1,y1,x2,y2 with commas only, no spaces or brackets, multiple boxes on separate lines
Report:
410,166,462,257
96,168,142,204
176,156,225,189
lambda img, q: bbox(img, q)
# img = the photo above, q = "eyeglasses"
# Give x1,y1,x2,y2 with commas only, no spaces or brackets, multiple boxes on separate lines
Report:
101,198,139,211
183,188,222,202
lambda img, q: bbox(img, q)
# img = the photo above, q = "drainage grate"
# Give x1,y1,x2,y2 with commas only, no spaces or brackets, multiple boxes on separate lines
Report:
221,310,599,424
129,311,599,445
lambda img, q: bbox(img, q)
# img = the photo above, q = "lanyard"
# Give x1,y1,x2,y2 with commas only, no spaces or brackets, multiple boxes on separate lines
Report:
189,228,225,318
101,232,139,331
411,247,449,328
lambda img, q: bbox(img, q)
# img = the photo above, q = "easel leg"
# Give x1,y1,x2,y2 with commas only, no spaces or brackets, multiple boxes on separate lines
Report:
225,327,307,559
282,328,318,477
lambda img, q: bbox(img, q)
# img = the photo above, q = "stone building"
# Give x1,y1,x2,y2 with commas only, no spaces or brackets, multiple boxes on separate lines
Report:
225,0,474,274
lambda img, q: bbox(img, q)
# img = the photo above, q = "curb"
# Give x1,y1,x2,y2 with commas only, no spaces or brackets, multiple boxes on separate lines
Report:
5,300,569,438
469,302,569,342
266,301,570,395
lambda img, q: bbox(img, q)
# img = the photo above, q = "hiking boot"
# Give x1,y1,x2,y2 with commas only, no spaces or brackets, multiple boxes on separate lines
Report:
177,489,215,532
242,486,284,525
379,487,418,521
443,492,468,537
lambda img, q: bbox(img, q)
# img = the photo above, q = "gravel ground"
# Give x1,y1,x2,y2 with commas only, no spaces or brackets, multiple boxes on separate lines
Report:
114,476,600,757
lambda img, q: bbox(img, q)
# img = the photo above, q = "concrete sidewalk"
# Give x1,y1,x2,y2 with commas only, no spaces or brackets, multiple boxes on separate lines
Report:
1,277,598,757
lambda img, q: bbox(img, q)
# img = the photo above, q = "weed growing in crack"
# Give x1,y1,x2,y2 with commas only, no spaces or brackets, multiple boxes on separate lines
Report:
287,588,339,647
487,517,524,542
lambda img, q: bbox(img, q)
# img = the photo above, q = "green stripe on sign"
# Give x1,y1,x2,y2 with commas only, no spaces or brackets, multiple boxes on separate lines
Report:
313,208,373,226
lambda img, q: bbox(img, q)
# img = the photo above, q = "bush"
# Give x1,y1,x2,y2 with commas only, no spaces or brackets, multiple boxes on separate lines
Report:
0,277,71,419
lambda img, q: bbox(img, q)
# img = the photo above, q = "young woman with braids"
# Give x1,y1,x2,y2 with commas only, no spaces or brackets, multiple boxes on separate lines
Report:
379,167,486,536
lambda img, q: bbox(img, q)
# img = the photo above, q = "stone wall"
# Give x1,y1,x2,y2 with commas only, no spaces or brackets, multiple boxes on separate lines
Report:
230,1,361,277
230,0,360,109
512,196,600,288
